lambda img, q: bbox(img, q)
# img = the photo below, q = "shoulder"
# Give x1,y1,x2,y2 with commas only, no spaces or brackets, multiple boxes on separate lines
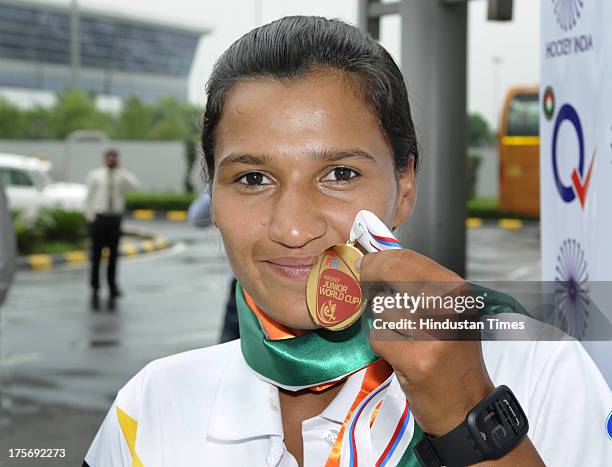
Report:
86,168,104,180
482,336,612,466
84,341,243,466
117,340,241,408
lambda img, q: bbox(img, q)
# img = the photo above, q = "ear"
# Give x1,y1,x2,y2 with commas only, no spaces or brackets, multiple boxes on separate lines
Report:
392,155,417,229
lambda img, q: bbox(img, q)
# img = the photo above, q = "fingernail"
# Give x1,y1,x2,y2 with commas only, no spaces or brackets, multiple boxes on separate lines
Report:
354,256,362,271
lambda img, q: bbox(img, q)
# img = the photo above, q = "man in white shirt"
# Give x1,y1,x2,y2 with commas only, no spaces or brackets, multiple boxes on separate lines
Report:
85,149,139,311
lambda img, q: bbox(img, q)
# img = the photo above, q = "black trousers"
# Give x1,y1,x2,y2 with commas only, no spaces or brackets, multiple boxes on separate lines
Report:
89,214,122,293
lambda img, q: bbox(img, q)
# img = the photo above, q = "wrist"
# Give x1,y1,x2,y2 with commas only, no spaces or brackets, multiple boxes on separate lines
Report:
403,374,494,437
431,380,495,437
414,385,530,467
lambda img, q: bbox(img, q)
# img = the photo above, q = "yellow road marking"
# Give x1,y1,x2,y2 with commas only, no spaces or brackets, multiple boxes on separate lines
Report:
121,244,139,256
64,251,88,263
166,210,188,221
27,255,53,270
498,218,523,230
140,240,154,252
466,217,483,228
132,209,155,220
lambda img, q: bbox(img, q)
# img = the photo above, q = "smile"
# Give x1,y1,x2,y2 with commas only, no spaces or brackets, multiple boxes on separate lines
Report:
263,256,318,280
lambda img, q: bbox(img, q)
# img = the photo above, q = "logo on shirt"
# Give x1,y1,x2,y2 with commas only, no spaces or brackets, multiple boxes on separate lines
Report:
606,410,612,440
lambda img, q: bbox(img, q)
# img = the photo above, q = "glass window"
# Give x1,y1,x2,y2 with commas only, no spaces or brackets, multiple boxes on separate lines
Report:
0,168,34,187
506,93,539,137
0,5,70,65
0,169,10,186
9,169,34,187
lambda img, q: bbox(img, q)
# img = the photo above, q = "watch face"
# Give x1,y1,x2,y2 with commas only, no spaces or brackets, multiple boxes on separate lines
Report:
467,386,529,459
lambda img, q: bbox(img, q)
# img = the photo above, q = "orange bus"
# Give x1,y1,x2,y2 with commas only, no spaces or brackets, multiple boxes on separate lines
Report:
498,86,540,218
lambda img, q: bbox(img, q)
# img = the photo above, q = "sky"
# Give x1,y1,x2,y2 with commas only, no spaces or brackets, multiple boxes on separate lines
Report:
17,0,540,129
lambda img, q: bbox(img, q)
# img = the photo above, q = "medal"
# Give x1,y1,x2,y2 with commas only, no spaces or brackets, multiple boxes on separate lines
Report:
306,210,403,331
307,242,364,331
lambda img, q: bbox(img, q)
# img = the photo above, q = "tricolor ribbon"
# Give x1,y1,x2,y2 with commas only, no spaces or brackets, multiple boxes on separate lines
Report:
350,210,402,253
241,289,416,465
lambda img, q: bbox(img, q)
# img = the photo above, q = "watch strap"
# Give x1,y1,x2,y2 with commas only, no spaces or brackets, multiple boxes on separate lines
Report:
415,421,483,467
414,385,528,467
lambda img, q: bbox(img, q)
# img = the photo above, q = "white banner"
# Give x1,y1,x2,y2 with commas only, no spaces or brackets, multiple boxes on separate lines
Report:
540,0,612,381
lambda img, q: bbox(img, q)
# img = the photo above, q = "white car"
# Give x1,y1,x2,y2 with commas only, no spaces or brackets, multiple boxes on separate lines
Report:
0,153,87,219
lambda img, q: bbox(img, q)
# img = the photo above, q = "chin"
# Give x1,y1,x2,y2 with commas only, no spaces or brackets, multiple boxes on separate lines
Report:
263,295,318,330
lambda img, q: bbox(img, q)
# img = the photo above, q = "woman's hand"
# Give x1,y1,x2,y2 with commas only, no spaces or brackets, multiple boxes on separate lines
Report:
358,248,545,465
358,248,494,436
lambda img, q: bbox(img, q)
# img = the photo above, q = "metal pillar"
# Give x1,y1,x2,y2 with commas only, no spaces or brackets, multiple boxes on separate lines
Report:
359,0,468,276
70,0,81,89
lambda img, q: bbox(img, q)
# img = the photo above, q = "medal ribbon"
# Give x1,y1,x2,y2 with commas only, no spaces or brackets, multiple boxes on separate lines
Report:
237,284,379,388
236,278,529,466
324,359,392,467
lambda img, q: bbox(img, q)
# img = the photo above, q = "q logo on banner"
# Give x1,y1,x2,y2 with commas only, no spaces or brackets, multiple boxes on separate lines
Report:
551,104,597,209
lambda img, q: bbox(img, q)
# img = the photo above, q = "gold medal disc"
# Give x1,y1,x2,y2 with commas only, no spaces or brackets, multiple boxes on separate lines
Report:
306,243,365,331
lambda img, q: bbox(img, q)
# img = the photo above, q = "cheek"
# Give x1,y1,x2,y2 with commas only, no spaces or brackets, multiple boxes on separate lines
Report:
361,176,399,226
213,192,267,268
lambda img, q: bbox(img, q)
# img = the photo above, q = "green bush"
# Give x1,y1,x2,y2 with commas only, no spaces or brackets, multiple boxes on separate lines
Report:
12,210,43,255
34,209,87,243
467,198,538,220
12,208,87,255
466,154,482,200
125,192,196,211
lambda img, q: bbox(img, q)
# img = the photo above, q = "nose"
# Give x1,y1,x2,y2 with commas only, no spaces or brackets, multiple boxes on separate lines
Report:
268,185,327,248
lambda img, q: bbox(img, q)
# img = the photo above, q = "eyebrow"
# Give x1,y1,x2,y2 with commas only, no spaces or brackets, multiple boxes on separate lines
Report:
217,148,376,170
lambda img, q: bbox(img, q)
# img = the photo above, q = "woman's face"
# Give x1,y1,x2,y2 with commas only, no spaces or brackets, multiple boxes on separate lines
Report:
212,71,415,329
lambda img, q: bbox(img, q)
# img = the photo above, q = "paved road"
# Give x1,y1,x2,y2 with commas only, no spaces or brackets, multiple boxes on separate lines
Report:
0,221,540,466
467,223,541,281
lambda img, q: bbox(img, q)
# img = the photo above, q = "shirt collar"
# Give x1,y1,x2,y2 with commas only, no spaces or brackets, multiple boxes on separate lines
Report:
206,345,368,441
207,344,284,442
319,368,366,424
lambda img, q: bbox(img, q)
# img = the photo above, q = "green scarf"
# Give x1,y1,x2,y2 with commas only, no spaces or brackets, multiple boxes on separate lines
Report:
237,281,528,387
236,281,528,466
237,284,378,387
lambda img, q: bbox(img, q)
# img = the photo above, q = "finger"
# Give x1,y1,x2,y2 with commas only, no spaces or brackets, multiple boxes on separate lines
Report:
358,249,418,283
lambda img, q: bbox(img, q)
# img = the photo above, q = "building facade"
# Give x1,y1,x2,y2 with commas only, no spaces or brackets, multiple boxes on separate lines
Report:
0,0,208,102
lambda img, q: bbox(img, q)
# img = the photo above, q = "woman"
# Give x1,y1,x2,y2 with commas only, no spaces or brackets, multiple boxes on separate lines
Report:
84,17,611,466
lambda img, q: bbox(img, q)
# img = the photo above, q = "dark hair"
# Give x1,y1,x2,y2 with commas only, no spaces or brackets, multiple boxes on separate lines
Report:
105,149,119,158
201,16,418,182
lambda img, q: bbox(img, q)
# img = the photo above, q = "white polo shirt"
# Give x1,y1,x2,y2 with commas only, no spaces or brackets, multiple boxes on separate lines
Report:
84,167,140,221
84,338,612,466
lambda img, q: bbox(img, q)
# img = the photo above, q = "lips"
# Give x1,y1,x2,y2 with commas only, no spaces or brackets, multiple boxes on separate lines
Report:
264,256,318,280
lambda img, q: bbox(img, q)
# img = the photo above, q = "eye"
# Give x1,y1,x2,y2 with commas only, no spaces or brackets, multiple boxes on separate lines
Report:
321,166,361,183
236,171,272,187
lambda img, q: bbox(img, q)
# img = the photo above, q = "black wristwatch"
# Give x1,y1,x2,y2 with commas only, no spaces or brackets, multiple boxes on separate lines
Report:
414,385,528,467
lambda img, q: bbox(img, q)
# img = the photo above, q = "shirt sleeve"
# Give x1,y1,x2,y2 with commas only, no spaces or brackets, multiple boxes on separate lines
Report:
527,340,612,466
84,369,146,467
119,169,140,192
84,171,97,222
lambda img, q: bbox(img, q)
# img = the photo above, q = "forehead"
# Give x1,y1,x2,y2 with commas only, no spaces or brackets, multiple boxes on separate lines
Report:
214,71,392,160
